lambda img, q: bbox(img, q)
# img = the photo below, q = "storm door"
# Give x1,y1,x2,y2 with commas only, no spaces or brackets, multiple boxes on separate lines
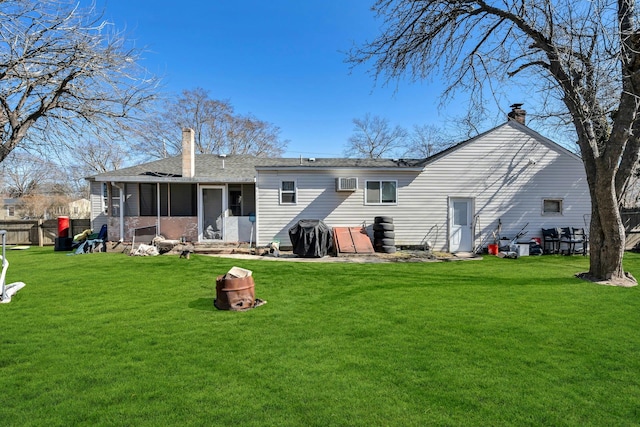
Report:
449,197,474,252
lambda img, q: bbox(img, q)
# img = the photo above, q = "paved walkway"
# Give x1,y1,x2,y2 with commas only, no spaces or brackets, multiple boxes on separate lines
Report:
204,250,481,263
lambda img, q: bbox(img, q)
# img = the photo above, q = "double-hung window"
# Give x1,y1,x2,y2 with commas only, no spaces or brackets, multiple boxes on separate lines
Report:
365,180,397,205
280,180,297,204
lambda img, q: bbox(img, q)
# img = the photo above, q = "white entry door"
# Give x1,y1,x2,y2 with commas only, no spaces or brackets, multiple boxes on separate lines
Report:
449,197,473,252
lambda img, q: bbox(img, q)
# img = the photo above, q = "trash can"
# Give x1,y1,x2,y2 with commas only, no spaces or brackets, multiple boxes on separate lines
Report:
57,216,70,238
54,237,73,251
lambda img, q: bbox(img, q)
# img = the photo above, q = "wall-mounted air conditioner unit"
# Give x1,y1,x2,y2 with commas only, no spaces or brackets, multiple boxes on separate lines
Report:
336,177,358,191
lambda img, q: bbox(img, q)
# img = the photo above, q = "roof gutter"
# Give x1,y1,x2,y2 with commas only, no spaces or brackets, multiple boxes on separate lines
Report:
254,166,425,172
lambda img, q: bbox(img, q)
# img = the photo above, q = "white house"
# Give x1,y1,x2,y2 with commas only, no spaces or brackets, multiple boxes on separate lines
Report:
87,111,590,252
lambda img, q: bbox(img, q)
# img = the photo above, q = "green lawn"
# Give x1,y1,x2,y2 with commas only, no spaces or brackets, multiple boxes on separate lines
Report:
1,248,640,426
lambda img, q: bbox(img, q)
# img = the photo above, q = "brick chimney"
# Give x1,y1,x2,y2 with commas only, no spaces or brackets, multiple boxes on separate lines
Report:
182,128,195,178
508,103,526,125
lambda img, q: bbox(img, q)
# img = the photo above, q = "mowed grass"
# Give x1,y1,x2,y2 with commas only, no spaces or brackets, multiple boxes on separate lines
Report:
1,248,640,426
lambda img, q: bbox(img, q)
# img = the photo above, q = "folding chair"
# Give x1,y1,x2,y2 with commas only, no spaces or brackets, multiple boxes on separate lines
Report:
542,228,560,254
560,227,586,255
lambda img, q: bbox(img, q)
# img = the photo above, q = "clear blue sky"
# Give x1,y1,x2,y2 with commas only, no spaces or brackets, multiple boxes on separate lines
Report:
96,0,512,157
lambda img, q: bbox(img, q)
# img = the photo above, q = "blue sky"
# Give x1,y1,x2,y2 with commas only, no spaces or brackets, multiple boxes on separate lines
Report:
96,1,510,157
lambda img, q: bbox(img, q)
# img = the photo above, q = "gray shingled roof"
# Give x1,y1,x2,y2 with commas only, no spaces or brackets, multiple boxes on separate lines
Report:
88,120,575,184
88,154,428,183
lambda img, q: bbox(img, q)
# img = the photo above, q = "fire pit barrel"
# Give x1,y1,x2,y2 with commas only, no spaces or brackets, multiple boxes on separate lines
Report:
214,275,256,311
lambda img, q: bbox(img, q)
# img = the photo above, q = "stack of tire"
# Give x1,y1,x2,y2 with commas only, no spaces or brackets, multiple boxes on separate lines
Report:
373,216,396,254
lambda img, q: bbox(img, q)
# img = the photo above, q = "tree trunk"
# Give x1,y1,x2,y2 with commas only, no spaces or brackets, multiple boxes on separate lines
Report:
585,161,632,285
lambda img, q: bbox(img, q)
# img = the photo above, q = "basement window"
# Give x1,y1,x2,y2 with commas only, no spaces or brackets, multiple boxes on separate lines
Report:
543,199,563,215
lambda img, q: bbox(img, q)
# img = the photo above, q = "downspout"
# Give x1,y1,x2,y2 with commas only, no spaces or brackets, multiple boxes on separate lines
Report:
112,182,125,241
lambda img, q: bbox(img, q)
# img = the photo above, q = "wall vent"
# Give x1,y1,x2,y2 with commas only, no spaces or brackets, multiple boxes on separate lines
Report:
336,177,358,191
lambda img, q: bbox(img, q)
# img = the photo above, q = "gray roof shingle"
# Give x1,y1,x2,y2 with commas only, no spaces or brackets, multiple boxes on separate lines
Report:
88,154,428,183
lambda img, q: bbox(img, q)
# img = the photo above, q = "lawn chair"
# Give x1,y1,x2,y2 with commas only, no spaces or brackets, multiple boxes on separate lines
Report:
73,224,107,254
542,228,560,254
0,256,26,303
96,224,107,241
0,230,25,303
560,227,586,255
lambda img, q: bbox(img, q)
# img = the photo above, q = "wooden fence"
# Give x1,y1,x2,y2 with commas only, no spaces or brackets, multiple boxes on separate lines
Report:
0,219,91,246
0,212,637,248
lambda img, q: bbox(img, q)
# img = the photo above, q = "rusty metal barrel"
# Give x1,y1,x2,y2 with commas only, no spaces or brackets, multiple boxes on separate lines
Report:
214,274,256,311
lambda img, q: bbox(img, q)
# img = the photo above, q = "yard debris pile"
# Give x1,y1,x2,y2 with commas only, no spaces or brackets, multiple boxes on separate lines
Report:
264,241,280,257
152,235,181,254
130,244,159,256
214,266,266,311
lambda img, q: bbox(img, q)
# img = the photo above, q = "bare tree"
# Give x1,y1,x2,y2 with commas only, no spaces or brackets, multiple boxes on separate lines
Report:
349,0,640,285
127,106,178,160
1,151,55,197
169,88,233,155
345,113,407,158
70,137,128,175
132,88,287,159
0,150,77,218
66,134,129,207
226,114,288,157
19,192,72,219
0,0,158,163
404,124,455,158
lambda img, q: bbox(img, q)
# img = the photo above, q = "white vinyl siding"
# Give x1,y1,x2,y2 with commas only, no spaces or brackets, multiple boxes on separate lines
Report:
89,181,108,233
401,124,590,250
255,122,591,250
256,170,418,246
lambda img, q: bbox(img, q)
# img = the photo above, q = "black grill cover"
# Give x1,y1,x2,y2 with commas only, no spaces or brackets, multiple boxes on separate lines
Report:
288,219,333,258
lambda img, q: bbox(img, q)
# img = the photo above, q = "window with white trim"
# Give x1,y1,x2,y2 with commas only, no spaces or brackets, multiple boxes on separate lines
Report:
7,206,14,217
365,180,397,205
543,198,563,215
280,180,297,204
